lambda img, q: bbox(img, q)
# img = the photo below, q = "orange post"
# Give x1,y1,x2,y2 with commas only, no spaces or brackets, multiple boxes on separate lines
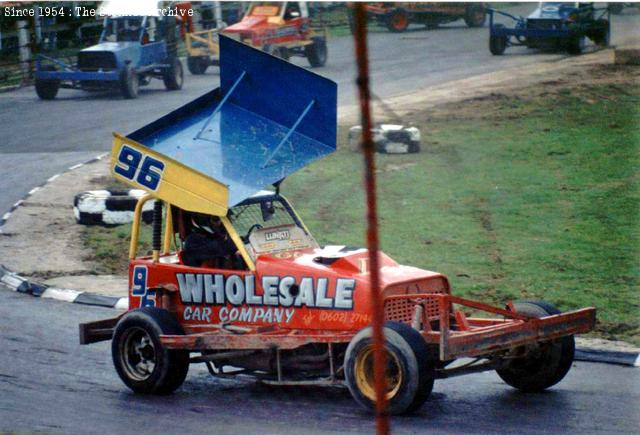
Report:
352,4,390,434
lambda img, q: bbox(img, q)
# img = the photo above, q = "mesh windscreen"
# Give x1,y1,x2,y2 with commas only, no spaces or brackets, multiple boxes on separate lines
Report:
229,199,297,235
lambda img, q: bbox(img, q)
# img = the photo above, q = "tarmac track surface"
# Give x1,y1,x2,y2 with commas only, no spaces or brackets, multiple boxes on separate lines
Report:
0,289,639,433
0,4,638,215
1,6,639,432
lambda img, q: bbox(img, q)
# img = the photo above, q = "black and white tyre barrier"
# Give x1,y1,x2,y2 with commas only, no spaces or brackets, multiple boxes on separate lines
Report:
348,124,421,154
74,189,153,225
0,265,128,310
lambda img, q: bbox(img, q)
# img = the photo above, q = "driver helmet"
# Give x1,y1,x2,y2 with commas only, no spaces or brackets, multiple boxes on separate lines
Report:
190,214,222,236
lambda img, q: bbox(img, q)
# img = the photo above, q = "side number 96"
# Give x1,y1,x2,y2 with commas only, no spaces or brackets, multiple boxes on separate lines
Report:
114,144,165,191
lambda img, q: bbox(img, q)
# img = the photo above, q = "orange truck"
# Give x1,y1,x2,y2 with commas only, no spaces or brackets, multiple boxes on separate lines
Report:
359,2,488,32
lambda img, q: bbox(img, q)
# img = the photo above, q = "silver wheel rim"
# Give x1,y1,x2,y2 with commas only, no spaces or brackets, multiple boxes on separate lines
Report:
121,327,156,381
132,73,139,94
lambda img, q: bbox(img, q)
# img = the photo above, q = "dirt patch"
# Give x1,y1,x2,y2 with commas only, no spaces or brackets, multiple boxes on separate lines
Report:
405,64,640,125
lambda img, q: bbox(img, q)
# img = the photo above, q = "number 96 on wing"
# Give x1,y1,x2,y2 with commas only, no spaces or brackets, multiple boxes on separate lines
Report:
114,144,165,191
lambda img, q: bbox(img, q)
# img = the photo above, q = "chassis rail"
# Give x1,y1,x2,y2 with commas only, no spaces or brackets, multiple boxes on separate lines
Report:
80,294,595,363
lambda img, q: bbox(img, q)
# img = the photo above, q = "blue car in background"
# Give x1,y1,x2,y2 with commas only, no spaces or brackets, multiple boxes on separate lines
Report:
35,15,183,100
488,2,610,55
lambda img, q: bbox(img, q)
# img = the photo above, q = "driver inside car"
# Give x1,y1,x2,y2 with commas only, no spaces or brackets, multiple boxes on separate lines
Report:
182,213,239,269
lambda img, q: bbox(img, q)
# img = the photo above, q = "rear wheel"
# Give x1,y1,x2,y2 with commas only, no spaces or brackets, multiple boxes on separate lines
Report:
593,19,610,46
112,307,189,394
345,321,435,415
305,37,327,68
464,4,486,28
567,34,585,54
386,9,409,33
489,24,508,55
119,65,139,99
35,65,60,100
496,301,575,392
187,56,208,75
163,57,184,90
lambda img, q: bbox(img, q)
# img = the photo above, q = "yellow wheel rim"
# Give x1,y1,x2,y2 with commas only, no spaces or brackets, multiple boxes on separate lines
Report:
354,344,403,402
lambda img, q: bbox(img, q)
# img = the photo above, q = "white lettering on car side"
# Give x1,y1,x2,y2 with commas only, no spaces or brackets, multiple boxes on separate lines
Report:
177,273,355,310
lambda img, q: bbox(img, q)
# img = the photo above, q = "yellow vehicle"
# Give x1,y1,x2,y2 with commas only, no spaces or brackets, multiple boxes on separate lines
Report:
185,28,221,75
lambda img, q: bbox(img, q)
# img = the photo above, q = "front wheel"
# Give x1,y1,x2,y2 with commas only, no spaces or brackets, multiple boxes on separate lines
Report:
273,46,290,61
386,9,409,33
119,65,139,99
344,321,435,415
464,4,486,28
163,57,184,90
490,25,508,55
112,307,189,394
187,56,208,75
496,301,575,392
305,37,327,68
35,65,60,100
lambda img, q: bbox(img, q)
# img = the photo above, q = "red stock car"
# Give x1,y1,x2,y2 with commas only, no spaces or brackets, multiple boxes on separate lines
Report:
80,187,596,414
358,2,488,33
80,36,595,415
222,1,327,67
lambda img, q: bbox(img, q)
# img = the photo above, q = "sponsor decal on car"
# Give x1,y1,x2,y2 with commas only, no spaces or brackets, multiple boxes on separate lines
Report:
176,273,355,309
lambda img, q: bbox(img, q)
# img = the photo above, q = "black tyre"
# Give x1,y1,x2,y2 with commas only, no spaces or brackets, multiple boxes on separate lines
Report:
386,9,409,33
187,56,208,75
593,19,610,46
305,37,327,68
496,301,575,392
567,34,585,54
270,46,290,61
464,4,486,28
490,24,508,55
345,321,435,415
119,65,139,99
35,65,60,100
112,307,189,394
163,57,184,91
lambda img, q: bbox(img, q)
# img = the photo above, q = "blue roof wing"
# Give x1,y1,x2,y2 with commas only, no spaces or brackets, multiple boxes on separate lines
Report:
127,35,337,206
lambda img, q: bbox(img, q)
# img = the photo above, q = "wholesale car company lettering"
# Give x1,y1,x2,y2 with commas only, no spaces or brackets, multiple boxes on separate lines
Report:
177,273,356,323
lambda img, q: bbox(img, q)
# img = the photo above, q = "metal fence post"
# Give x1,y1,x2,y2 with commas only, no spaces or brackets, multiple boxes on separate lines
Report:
17,20,32,84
